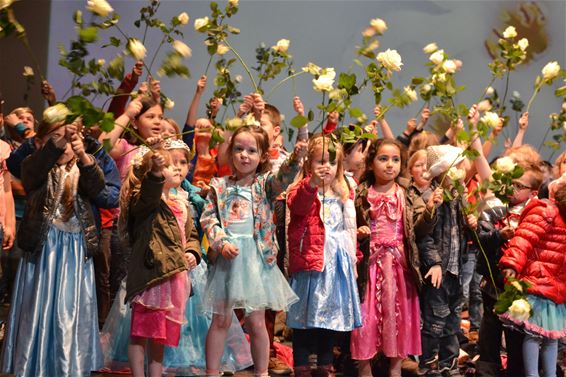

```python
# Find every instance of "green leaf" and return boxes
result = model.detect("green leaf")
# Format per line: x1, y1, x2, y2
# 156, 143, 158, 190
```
338, 73, 356, 90
102, 138, 113, 152
79, 26, 98, 43
307, 110, 314, 122
411, 77, 424, 85
349, 107, 363, 118
99, 112, 116, 132
290, 115, 308, 128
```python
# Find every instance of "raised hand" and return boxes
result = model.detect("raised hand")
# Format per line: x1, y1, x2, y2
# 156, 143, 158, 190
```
293, 96, 305, 116
196, 75, 207, 95
151, 151, 166, 176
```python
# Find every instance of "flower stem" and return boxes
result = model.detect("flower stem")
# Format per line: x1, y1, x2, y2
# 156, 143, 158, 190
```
498, 71, 511, 117
204, 54, 215, 76
113, 24, 154, 78
473, 230, 499, 298
525, 83, 541, 113
265, 71, 306, 100
477, 76, 497, 105
222, 38, 258, 93
537, 124, 553, 151
147, 35, 167, 75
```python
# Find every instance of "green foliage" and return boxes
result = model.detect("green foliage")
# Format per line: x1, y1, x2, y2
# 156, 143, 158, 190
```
494, 278, 532, 315
253, 42, 294, 93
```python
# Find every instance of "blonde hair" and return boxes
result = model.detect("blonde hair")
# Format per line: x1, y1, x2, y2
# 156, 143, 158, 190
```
407, 131, 439, 158
119, 149, 171, 243
163, 117, 181, 139
554, 150, 566, 178
293, 134, 349, 202
406, 149, 427, 178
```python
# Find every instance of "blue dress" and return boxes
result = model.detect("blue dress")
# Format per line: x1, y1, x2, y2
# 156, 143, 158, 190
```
286, 195, 362, 331
0, 218, 103, 377
203, 186, 298, 315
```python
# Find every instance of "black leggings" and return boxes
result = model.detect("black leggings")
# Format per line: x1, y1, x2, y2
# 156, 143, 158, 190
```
292, 328, 336, 367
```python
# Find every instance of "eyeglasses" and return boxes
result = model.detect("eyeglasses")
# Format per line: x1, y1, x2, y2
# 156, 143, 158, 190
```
512, 182, 532, 191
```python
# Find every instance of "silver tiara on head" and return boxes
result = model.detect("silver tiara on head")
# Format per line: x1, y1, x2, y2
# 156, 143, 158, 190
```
163, 138, 191, 153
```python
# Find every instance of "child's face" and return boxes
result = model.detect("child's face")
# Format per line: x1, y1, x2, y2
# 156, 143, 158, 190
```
135, 105, 163, 140
163, 149, 189, 189
410, 156, 429, 188
161, 120, 177, 139
309, 147, 338, 186
18, 111, 34, 130
371, 144, 401, 185
260, 113, 281, 146
344, 142, 366, 181
509, 171, 537, 206
231, 132, 264, 178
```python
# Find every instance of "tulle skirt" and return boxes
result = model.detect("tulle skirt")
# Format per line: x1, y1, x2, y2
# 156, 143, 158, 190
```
500, 294, 566, 339
0, 225, 103, 377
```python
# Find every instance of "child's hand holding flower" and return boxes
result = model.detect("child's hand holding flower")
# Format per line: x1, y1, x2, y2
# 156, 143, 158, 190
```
426, 187, 444, 212
293, 96, 305, 117
466, 213, 478, 231
151, 152, 166, 177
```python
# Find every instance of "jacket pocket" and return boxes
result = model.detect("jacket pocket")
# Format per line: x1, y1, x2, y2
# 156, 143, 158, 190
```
432, 303, 450, 319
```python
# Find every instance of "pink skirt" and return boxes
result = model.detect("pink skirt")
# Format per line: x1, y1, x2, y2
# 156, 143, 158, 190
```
130, 271, 190, 347
351, 246, 421, 360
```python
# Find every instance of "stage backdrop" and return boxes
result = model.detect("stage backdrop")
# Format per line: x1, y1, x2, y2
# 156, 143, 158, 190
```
43, 0, 566, 159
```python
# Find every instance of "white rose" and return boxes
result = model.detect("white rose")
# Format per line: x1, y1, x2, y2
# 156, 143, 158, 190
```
194, 17, 209, 32
429, 50, 445, 65
512, 90, 521, 98
127, 38, 146, 60
329, 88, 347, 101
508, 298, 531, 322
172, 40, 192, 58
177, 12, 189, 25
486, 86, 495, 96
43, 104, 71, 124
404, 86, 417, 102
481, 111, 500, 128
0, 0, 14, 10
511, 281, 523, 292
164, 98, 175, 110
366, 40, 379, 52
423, 42, 438, 54
234, 75, 243, 83
377, 49, 403, 72
432, 73, 446, 84
542, 61, 560, 81
421, 84, 432, 93
370, 18, 387, 34
22, 66, 34, 77
442, 59, 457, 74
216, 44, 230, 55
312, 72, 335, 92
503, 26, 517, 39
229, 0, 239, 7
477, 100, 492, 112
272, 39, 290, 54
447, 167, 465, 182
97, 58, 106, 66
494, 156, 516, 174
242, 113, 260, 127
86, 0, 113, 17
361, 27, 376, 38
225, 117, 244, 131
302, 62, 321, 76
517, 38, 529, 52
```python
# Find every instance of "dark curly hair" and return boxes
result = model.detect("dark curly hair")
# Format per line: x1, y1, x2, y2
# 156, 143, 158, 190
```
360, 138, 407, 186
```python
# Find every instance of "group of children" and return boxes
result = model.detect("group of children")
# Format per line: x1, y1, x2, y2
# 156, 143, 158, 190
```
0, 61, 565, 377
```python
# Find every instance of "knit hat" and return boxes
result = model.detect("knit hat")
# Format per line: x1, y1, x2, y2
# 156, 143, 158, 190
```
423, 144, 464, 180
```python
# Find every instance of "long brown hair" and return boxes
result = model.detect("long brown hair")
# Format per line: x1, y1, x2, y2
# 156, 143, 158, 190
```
361, 138, 407, 186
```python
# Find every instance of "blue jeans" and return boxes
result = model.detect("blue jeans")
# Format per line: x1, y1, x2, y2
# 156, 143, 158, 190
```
461, 252, 482, 330
523, 334, 557, 377
420, 273, 463, 373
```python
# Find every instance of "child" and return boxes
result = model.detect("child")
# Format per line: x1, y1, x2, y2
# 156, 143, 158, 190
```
120, 139, 202, 377
200, 125, 305, 377
351, 139, 438, 377
417, 144, 478, 377
498, 184, 566, 377
0, 119, 105, 376
286, 135, 362, 377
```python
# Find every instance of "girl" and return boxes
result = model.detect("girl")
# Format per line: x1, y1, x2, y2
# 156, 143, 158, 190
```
120, 139, 201, 377
1, 119, 104, 376
100, 96, 163, 180
500, 184, 566, 377
351, 139, 437, 377
200, 125, 304, 377
407, 149, 430, 194
286, 135, 362, 377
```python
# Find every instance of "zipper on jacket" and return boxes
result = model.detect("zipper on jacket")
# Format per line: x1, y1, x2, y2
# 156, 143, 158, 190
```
299, 227, 307, 253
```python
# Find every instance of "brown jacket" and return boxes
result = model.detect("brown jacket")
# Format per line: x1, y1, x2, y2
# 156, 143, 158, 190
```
355, 178, 435, 301
125, 173, 201, 303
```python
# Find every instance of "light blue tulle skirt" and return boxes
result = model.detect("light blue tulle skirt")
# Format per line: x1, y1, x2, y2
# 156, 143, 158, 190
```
286, 231, 362, 331
0, 225, 103, 377
101, 261, 253, 375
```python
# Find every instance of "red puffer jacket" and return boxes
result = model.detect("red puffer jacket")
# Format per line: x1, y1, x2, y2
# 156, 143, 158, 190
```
499, 198, 566, 304
286, 177, 356, 276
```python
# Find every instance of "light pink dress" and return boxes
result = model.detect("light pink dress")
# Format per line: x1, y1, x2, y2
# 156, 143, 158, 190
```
351, 185, 421, 360
130, 189, 191, 347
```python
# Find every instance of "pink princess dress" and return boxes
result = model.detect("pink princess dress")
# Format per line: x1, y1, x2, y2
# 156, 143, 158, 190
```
130, 188, 191, 347
351, 185, 421, 360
